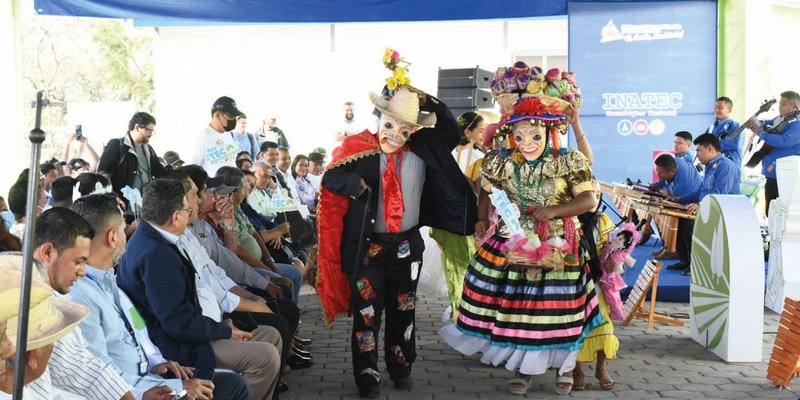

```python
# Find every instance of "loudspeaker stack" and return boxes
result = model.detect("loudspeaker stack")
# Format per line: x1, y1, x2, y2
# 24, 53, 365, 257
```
437, 67, 495, 118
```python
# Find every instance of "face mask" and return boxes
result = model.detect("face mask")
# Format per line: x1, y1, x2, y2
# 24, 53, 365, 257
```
225, 116, 237, 132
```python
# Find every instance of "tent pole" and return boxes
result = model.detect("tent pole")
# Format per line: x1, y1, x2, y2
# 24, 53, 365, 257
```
11, 91, 47, 400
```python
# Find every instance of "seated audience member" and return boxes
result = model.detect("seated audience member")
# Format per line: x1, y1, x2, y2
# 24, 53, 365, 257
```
117, 179, 282, 400
306, 152, 325, 192
162, 151, 185, 169
236, 151, 252, 162
48, 176, 77, 209
39, 162, 59, 213
25, 208, 146, 399
257, 142, 293, 197
276, 148, 298, 199
179, 165, 313, 362
291, 155, 318, 215
0, 224, 21, 252
162, 170, 311, 376
249, 161, 278, 214
67, 158, 91, 177
671, 134, 740, 275
76, 172, 112, 197
70, 194, 249, 400
237, 158, 253, 171
6, 172, 28, 239
1, 196, 13, 230
0, 260, 91, 399
215, 167, 305, 302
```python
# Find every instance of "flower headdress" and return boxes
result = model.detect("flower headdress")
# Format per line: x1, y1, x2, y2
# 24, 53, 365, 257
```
382, 47, 411, 92
489, 62, 583, 151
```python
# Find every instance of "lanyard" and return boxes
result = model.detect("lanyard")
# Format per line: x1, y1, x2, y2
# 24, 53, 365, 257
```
86, 271, 150, 376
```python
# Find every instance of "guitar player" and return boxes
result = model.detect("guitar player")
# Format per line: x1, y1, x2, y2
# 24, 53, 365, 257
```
744, 90, 800, 216
705, 96, 742, 176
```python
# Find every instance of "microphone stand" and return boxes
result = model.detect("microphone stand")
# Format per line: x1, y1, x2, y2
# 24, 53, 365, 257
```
12, 91, 47, 400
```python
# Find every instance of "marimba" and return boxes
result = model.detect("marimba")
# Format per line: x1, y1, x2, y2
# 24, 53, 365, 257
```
629, 199, 695, 253
598, 181, 695, 252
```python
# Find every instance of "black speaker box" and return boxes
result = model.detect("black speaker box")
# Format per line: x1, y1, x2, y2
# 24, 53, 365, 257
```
438, 88, 494, 109
437, 67, 493, 89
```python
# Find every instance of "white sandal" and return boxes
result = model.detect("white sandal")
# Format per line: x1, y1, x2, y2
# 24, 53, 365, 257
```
508, 373, 534, 395
555, 373, 574, 395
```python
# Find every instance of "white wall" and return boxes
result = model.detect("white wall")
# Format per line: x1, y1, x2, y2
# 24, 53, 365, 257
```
149, 18, 569, 159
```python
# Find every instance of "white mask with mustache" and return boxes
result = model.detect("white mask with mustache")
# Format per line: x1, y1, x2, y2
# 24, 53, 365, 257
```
378, 114, 417, 153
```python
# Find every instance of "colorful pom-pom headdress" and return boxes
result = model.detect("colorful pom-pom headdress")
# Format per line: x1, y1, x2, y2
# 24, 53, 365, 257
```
489, 61, 583, 152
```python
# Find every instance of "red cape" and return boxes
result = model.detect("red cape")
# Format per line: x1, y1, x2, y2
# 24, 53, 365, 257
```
317, 130, 381, 324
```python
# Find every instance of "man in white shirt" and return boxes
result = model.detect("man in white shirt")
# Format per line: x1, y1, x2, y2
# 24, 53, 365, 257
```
188, 96, 243, 176
277, 148, 299, 199
334, 101, 366, 142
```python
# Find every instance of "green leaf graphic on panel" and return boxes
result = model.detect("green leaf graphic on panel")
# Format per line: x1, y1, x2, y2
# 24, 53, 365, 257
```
690, 197, 730, 350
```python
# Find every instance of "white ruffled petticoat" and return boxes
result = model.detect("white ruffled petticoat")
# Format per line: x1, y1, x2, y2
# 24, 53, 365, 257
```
439, 324, 578, 376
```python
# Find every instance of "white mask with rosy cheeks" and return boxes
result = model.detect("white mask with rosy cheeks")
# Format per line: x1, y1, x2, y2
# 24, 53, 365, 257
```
512, 121, 546, 161
378, 114, 418, 153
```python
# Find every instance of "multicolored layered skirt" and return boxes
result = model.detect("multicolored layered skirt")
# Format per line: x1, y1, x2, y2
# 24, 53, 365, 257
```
440, 234, 602, 376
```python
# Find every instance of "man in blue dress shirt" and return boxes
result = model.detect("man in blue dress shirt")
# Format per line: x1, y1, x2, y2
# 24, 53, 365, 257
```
70, 194, 249, 400
745, 90, 800, 216
670, 134, 740, 275
706, 96, 742, 175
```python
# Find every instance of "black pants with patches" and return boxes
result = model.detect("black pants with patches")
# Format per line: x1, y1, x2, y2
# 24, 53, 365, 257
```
350, 229, 424, 385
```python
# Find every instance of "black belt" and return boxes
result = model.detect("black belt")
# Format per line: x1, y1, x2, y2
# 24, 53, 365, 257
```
371, 228, 417, 245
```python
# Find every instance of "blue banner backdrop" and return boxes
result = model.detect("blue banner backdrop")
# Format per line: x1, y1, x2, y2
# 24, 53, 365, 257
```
567, 1, 717, 183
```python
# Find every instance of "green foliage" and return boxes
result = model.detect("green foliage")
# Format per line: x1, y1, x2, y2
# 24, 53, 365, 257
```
21, 17, 155, 127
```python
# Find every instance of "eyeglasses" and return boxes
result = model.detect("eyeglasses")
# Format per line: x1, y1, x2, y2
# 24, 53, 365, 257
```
180, 207, 194, 217
140, 126, 155, 135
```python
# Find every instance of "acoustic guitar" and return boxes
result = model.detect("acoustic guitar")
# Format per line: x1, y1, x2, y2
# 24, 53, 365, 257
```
745, 108, 800, 168
720, 99, 775, 141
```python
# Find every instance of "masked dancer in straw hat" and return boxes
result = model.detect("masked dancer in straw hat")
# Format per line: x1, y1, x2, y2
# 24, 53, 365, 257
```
316, 48, 477, 398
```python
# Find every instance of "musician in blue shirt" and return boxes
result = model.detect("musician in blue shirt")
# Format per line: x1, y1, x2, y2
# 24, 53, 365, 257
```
706, 97, 742, 175
670, 134, 740, 275
654, 154, 702, 202
745, 90, 800, 216
673, 130, 695, 166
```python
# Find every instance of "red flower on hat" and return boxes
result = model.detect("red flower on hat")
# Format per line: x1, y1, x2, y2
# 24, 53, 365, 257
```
514, 97, 563, 116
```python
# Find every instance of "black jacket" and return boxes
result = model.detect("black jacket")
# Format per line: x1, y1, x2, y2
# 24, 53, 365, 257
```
97, 132, 167, 195
322, 95, 477, 274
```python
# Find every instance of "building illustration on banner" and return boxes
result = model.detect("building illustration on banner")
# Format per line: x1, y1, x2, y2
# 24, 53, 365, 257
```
601, 19, 685, 43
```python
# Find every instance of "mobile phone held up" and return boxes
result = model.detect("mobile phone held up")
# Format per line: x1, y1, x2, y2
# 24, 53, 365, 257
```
75, 124, 83, 140
170, 390, 188, 400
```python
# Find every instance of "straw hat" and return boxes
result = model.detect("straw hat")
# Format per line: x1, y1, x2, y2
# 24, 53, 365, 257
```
0, 254, 89, 351
369, 87, 436, 128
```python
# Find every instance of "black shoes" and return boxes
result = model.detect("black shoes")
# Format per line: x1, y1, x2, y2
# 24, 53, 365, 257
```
392, 376, 413, 391
276, 381, 289, 393
356, 374, 380, 399
293, 336, 313, 347
287, 353, 313, 369
666, 261, 689, 270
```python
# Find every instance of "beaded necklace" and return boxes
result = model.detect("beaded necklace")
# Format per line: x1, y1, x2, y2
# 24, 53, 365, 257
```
513, 141, 550, 213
